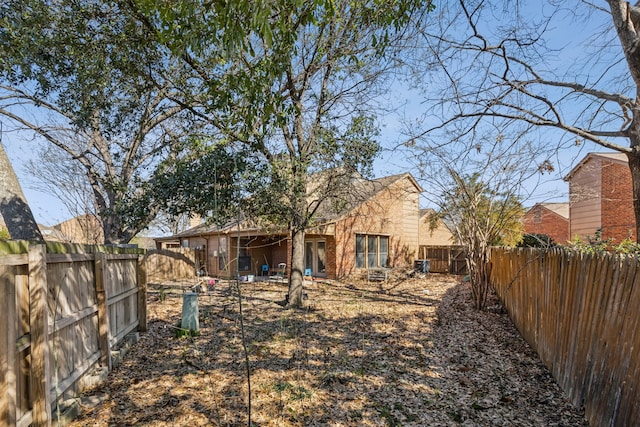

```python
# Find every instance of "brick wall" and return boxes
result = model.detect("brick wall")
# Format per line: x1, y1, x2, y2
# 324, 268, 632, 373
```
325, 236, 337, 279
523, 205, 569, 244
601, 161, 636, 242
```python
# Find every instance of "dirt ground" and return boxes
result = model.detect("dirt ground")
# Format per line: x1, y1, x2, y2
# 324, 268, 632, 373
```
68, 274, 588, 426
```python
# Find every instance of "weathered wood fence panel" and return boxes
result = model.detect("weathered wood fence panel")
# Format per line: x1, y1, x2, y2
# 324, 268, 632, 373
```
144, 248, 196, 282
490, 247, 640, 427
0, 242, 146, 426
417, 245, 468, 274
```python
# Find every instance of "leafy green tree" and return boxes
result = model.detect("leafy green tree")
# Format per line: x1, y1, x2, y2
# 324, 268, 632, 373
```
517, 233, 555, 249
0, 0, 211, 244
131, 0, 434, 306
566, 230, 640, 255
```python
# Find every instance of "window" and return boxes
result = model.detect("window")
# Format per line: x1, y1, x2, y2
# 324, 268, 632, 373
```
367, 236, 377, 267
379, 236, 389, 267
355, 234, 389, 268
533, 209, 542, 224
356, 235, 366, 268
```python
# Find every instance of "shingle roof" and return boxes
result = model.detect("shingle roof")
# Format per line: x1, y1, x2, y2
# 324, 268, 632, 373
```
155, 171, 422, 240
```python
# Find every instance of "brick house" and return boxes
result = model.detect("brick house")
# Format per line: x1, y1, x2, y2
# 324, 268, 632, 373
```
53, 214, 104, 244
32, 214, 105, 244
154, 172, 423, 279
564, 152, 635, 242
523, 202, 569, 244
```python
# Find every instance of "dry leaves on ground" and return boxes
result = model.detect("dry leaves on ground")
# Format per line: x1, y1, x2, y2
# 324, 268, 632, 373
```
68, 274, 588, 426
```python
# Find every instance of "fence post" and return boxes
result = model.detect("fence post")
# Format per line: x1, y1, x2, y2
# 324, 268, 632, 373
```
137, 255, 147, 333
95, 252, 111, 371
29, 244, 51, 427
0, 264, 17, 426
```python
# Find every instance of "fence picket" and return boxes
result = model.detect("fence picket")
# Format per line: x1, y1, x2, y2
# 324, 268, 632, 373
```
28, 244, 50, 427
0, 242, 145, 426
0, 265, 17, 426
491, 247, 640, 426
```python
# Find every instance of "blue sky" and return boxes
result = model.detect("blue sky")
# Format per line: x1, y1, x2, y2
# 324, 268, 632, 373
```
3, 132, 71, 225
0, 1, 620, 226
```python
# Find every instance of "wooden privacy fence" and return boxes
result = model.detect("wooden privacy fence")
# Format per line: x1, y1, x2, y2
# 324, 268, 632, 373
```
0, 241, 147, 427
490, 247, 640, 427
144, 248, 196, 282
417, 245, 467, 274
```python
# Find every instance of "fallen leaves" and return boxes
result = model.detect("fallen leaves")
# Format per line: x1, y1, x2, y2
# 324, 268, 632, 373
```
68, 275, 587, 426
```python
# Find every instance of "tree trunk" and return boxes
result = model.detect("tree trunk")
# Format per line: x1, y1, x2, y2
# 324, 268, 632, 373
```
626, 149, 640, 242
0, 143, 44, 242
287, 229, 305, 307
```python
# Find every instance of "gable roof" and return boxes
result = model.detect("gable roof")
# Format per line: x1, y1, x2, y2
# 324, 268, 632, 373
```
155, 172, 423, 240
564, 152, 628, 181
310, 172, 422, 224
529, 202, 569, 219
419, 207, 456, 235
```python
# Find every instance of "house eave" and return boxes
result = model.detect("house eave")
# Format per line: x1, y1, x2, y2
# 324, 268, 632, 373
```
564, 152, 628, 181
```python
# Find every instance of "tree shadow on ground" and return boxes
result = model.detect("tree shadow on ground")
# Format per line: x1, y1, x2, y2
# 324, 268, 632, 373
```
69, 275, 587, 426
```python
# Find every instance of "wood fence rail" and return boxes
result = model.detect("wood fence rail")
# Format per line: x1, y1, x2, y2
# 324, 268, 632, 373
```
0, 241, 146, 427
490, 247, 640, 427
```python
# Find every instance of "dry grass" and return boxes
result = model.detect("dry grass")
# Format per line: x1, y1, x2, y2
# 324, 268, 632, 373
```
68, 274, 587, 426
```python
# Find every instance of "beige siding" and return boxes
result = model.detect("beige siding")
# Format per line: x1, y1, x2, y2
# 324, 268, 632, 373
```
569, 158, 602, 239
332, 175, 422, 275
419, 216, 454, 245
402, 188, 420, 257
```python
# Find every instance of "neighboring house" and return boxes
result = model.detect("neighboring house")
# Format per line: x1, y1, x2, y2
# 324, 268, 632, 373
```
54, 214, 104, 244
418, 208, 454, 246
1, 214, 104, 244
523, 202, 570, 244
154, 172, 423, 279
564, 152, 635, 242
38, 224, 69, 242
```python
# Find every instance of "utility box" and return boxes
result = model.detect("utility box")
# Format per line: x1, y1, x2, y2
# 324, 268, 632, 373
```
414, 259, 431, 274
181, 292, 199, 332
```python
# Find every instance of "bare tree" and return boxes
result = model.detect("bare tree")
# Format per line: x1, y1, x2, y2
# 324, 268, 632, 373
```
411, 129, 539, 309
410, 0, 640, 240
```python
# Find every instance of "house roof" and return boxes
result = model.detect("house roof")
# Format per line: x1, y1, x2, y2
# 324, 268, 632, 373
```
419, 207, 456, 236
530, 202, 569, 219
154, 216, 264, 241
419, 208, 435, 218
38, 224, 69, 242
564, 152, 628, 181
310, 172, 423, 224
155, 172, 423, 241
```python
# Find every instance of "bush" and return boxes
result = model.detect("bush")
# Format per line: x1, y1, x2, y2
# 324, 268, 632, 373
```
566, 230, 640, 255
517, 233, 555, 248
